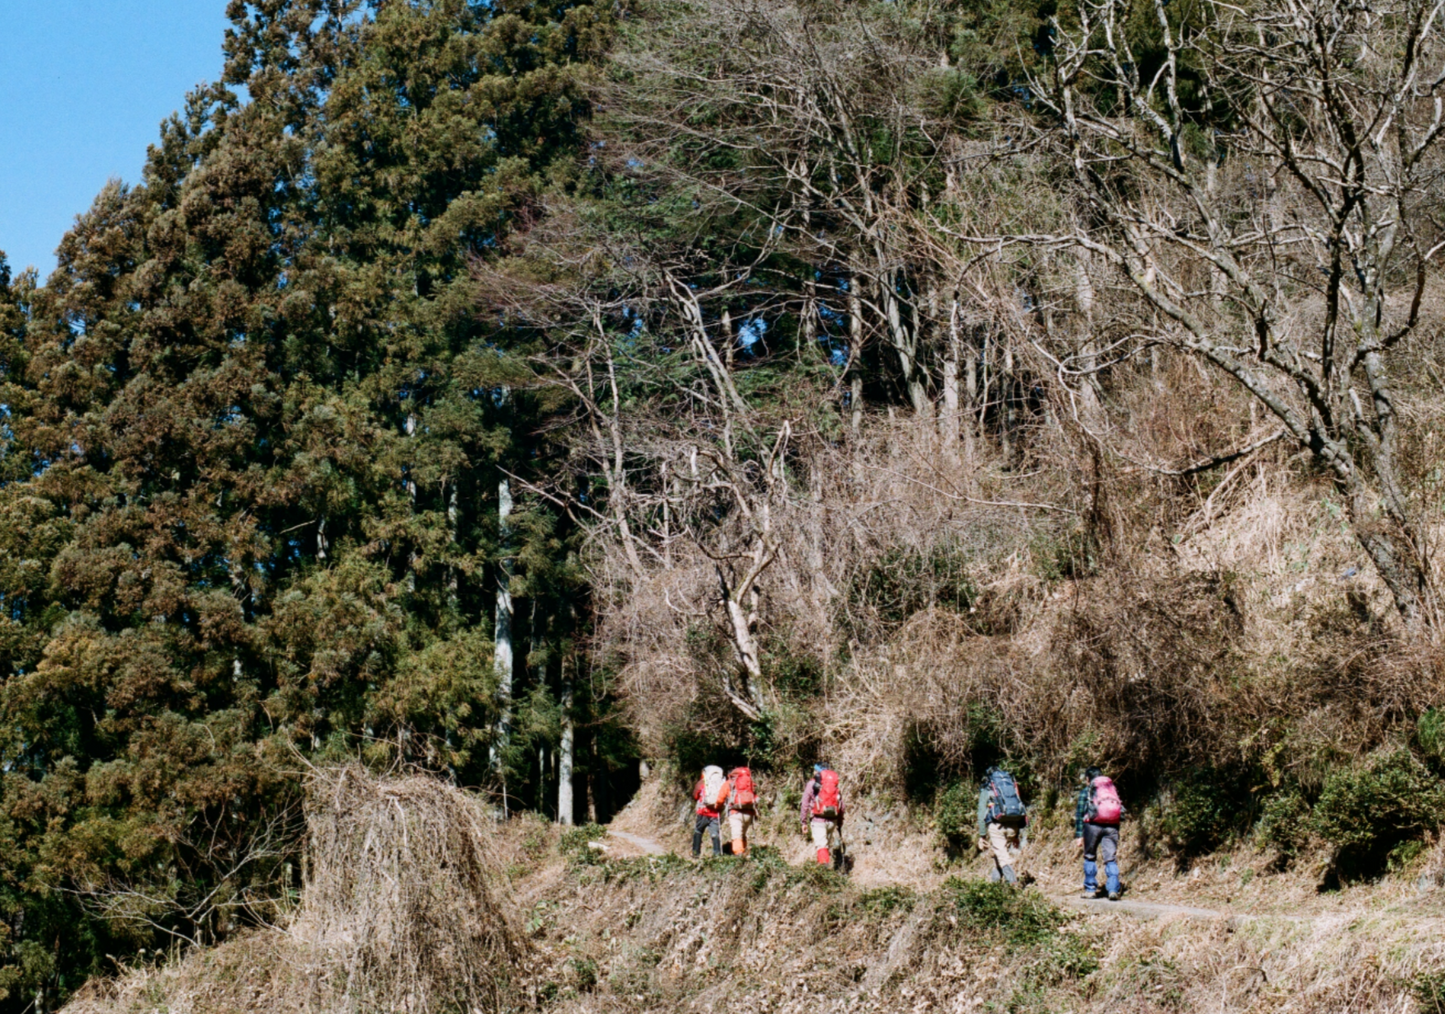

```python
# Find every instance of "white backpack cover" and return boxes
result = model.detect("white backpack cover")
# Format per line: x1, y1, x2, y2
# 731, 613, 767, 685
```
700, 765, 726, 813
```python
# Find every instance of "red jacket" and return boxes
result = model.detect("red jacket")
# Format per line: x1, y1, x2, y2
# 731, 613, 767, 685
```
693, 779, 720, 819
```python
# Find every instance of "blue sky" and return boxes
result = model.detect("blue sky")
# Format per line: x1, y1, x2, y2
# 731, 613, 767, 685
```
0, 1, 231, 280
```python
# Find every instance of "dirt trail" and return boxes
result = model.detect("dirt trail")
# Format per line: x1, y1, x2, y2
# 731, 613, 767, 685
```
600, 824, 1243, 923
606, 829, 668, 855
1062, 894, 1229, 921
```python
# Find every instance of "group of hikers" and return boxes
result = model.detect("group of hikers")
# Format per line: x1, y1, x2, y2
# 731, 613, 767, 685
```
691, 761, 1126, 899
692, 763, 846, 868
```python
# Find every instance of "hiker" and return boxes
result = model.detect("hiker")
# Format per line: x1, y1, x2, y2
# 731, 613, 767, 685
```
1074, 766, 1124, 900
799, 763, 845, 867
726, 765, 758, 856
976, 766, 1028, 886
692, 764, 727, 858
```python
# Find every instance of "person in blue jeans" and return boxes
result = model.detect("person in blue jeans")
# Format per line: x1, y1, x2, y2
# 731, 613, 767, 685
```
1073, 766, 1122, 900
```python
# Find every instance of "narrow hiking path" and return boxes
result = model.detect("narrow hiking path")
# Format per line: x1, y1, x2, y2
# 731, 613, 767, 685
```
1064, 895, 1230, 921
600, 825, 1243, 923
606, 829, 668, 856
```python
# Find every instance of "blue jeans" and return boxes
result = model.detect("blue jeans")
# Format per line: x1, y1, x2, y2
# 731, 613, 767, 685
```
1082, 823, 1119, 894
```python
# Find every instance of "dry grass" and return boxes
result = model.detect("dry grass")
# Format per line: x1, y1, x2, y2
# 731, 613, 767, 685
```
596, 360, 1445, 802
291, 765, 523, 1014
506, 808, 1445, 1014
63, 765, 523, 1014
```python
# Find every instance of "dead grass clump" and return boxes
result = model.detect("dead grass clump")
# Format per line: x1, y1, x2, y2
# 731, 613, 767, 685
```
294, 765, 523, 1014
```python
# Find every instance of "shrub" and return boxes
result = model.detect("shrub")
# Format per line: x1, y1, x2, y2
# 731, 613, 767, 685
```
1418, 709, 1445, 767
856, 885, 916, 917
1159, 767, 1253, 858
944, 878, 1065, 948
1412, 969, 1445, 1014
843, 538, 976, 634
934, 782, 977, 852
1310, 750, 1445, 882
1255, 790, 1311, 861
1030, 525, 1098, 583
942, 879, 1098, 983
559, 823, 609, 866
761, 632, 825, 700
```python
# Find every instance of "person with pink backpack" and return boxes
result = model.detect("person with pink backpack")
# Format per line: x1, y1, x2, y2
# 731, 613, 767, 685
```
1073, 766, 1124, 900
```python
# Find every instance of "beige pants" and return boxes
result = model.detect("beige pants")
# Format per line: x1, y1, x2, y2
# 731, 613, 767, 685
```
986, 822, 1021, 871
729, 809, 755, 845
810, 818, 841, 851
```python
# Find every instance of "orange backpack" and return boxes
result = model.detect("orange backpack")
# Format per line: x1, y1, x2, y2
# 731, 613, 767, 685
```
731, 767, 757, 811
812, 769, 841, 818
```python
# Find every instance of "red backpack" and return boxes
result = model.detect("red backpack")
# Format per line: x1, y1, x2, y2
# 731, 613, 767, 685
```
1089, 776, 1123, 825
731, 767, 757, 811
812, 769, 841, 819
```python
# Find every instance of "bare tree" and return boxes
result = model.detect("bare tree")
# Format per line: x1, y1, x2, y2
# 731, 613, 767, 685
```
1017, 0, 1445, 629
601, 0, 966, 421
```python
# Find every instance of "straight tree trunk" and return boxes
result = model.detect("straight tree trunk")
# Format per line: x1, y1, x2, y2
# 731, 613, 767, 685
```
492, 473, 514, 813
847, 276, 864, 433
941, 296, 961, 454
557, 657, 575, 825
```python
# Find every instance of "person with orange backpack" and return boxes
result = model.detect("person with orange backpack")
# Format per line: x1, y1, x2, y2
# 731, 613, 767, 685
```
726, 766, 758, 855
799, 763, 845, 867
692, 764, 728, 858
1074, 766, 1124, 900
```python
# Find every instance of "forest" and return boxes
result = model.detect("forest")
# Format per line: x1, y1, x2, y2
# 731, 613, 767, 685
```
5, 0, 1445, 1008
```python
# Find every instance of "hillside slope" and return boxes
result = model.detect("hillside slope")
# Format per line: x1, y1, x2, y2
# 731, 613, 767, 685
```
63, 770, 1445, 1014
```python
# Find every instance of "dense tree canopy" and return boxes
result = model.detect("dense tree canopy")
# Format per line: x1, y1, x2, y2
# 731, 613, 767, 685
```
0, 0, 617, 1003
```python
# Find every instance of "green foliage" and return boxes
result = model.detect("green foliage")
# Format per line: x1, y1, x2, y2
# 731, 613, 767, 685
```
934, 782, 978, 852
1310, 750, 1445, 882
559, 823, 610, 866
1256, 790, 1312, 861
943, 878, 1098, 983
761, 633, 825, 701
824, 885, 917, 931
570, 956, 599, 992
1029, 525, 1099, 583
0, 0, 616, 999
1256, 751, 1445, 880
1418, 709, 1445, 766
1158, 767, 1252, 858
1412, 969, 1445, 1013
945, 878, 1064, 948
856, 885, 917, 917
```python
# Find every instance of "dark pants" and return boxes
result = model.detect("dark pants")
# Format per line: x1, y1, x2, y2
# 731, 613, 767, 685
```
692, 814, 721, 856
1082, 822, 1120, 894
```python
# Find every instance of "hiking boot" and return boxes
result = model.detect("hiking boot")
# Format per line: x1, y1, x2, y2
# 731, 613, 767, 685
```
1080, 890, 1102, 899
1107, 891, 1121, 901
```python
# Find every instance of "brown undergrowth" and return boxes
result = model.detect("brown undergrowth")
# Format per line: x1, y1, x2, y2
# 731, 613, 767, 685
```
512, 808, 1445, 1014
599, 381, 1445, 857
63, 765, 524, 1014
62, 768, 1445, 1014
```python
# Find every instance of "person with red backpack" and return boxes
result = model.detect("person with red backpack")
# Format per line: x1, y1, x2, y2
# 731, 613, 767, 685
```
1073, 766, 1124, 900
726, 766, 758, 856
692, 765, 728, 858
799, 763, 845, 867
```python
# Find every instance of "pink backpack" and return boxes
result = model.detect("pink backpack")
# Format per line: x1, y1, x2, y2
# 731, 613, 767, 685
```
1089, 776, 1123, 824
